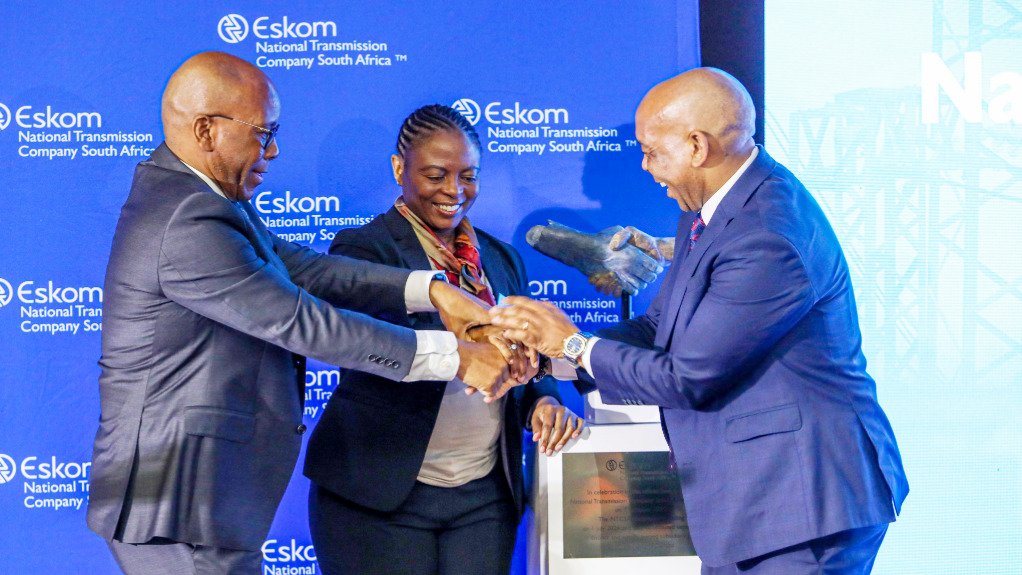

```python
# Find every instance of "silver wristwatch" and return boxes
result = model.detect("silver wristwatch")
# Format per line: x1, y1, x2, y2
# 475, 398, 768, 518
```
562, 331, 594, 368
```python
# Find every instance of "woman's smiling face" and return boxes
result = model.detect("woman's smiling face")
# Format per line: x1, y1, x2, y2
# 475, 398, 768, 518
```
393, 129, 481, 242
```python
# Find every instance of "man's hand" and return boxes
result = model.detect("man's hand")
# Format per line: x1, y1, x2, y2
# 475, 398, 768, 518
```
530, 396, 585, 455
465, 324, 539, 383
429, 280, 490, 338
608, 226, 675, 266
488, 296, 579, 358
456, 340, 523, 403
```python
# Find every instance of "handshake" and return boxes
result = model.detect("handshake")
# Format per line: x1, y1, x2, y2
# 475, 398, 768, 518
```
430, 281, 584, 454
430, 280, 544, 403
527, 221, 674, 297
431, 221, 674, 398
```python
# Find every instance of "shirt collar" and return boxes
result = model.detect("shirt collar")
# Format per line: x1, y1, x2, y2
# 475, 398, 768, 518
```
701, 146, 758, 224
180, 160, 229, 200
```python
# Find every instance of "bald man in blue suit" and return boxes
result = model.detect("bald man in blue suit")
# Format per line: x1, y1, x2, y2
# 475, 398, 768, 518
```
490, 68, 908, 574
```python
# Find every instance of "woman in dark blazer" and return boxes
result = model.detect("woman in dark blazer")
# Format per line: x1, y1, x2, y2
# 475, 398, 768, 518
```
304, 104, 583, 575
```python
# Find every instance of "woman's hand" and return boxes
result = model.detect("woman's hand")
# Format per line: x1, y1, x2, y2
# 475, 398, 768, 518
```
530, 396, 585, 456
429, 280, 490, 339
465, 324, 538, 383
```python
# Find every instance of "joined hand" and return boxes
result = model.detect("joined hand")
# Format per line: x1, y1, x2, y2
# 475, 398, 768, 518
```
430, 281, 490, 338
465, 324, 539, 384
455, 340, 521, 403
488, 296, 580, 359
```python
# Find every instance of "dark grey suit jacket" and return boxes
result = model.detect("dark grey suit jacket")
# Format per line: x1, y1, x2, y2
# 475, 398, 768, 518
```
87, 144, 421, 551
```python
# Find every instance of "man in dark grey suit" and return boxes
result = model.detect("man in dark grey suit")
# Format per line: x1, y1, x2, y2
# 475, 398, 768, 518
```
86, 51, 521, 574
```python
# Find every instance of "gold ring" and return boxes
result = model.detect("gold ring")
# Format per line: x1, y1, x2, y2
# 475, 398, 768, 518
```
522, 321, 530, 330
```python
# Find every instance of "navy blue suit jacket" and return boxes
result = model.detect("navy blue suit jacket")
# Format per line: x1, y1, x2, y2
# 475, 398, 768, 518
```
304, 207, 559, 516
587, 148, 908, 566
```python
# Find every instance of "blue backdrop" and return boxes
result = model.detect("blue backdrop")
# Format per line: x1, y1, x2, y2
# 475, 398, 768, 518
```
0, 2, 699, 573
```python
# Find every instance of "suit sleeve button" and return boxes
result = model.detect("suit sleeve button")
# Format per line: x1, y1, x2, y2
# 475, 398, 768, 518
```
368, 354, 378, 362
296, 424, 307, 434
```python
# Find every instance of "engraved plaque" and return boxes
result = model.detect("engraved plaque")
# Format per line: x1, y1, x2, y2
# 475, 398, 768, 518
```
561, 451, 695, 558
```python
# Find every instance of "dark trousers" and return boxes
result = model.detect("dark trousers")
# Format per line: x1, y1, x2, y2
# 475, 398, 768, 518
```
701, 524, 889, 575
309, 466, 517, 575
107, 537, 262, 575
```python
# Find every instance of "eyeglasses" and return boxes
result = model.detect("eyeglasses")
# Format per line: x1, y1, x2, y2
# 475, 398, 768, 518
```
209, 114, 279, 151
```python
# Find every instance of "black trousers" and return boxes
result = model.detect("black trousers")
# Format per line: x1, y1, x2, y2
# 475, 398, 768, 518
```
309, 466, 517, 575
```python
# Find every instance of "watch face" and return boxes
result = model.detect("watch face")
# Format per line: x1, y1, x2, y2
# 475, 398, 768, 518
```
565, 334, 586, 357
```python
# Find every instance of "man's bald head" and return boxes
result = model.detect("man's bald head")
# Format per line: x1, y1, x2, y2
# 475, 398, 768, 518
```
635, 67, 756, 211
637, 67, 755, 156
160, 52, 281, 201
162, 52, 278, 148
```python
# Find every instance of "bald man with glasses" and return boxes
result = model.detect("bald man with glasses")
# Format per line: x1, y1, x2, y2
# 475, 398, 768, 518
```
87, 51, 525, 574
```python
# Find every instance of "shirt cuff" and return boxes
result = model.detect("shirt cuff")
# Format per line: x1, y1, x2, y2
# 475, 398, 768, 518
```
580, 335, 601, 378
550, 358, 578, 380
405, 270, 441, 313
403, 330, 459, 382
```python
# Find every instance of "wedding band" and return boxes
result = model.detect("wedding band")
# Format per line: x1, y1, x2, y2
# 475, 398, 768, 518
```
522, 321, 530, 330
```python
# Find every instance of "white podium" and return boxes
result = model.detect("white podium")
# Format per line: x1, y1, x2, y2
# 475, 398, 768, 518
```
528, 414, 702, 575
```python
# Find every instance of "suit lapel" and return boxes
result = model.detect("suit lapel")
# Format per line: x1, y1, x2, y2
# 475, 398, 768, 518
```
655, 213, 697, 348
238, 200, 288, 274
476, 235, 513, 299
384, 207, 512, 298
148, 143, 288, 274
383, 207, 434, 272
657, 147, 778, 348
383, 208, 446, 329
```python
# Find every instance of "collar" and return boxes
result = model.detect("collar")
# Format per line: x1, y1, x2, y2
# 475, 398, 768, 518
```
180, 160, 229, 200
701, 146, 758, 224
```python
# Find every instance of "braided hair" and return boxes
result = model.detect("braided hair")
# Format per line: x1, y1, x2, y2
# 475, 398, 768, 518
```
395, 104, 481, 158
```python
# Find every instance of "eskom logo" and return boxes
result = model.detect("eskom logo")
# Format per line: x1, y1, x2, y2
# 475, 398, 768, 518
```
16, 280, 103, 305
218, 14, 250, 43
0, 103, 11, 130
0, 278, 14, 308
262, 539, 316, 562
220, 15, 337, 43
0, 455, 91, 481
453, 98, 569, 126
11, 105, 102, 129
451, 99, 482, 125
0, 454, 16, 484
254, 190, 340, 214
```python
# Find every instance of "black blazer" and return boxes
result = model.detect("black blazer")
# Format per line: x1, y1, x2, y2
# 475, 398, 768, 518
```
304, 207, 560, 516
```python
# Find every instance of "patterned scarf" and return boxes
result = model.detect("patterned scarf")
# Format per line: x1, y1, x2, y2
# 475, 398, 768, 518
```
395, 198, 496, 306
